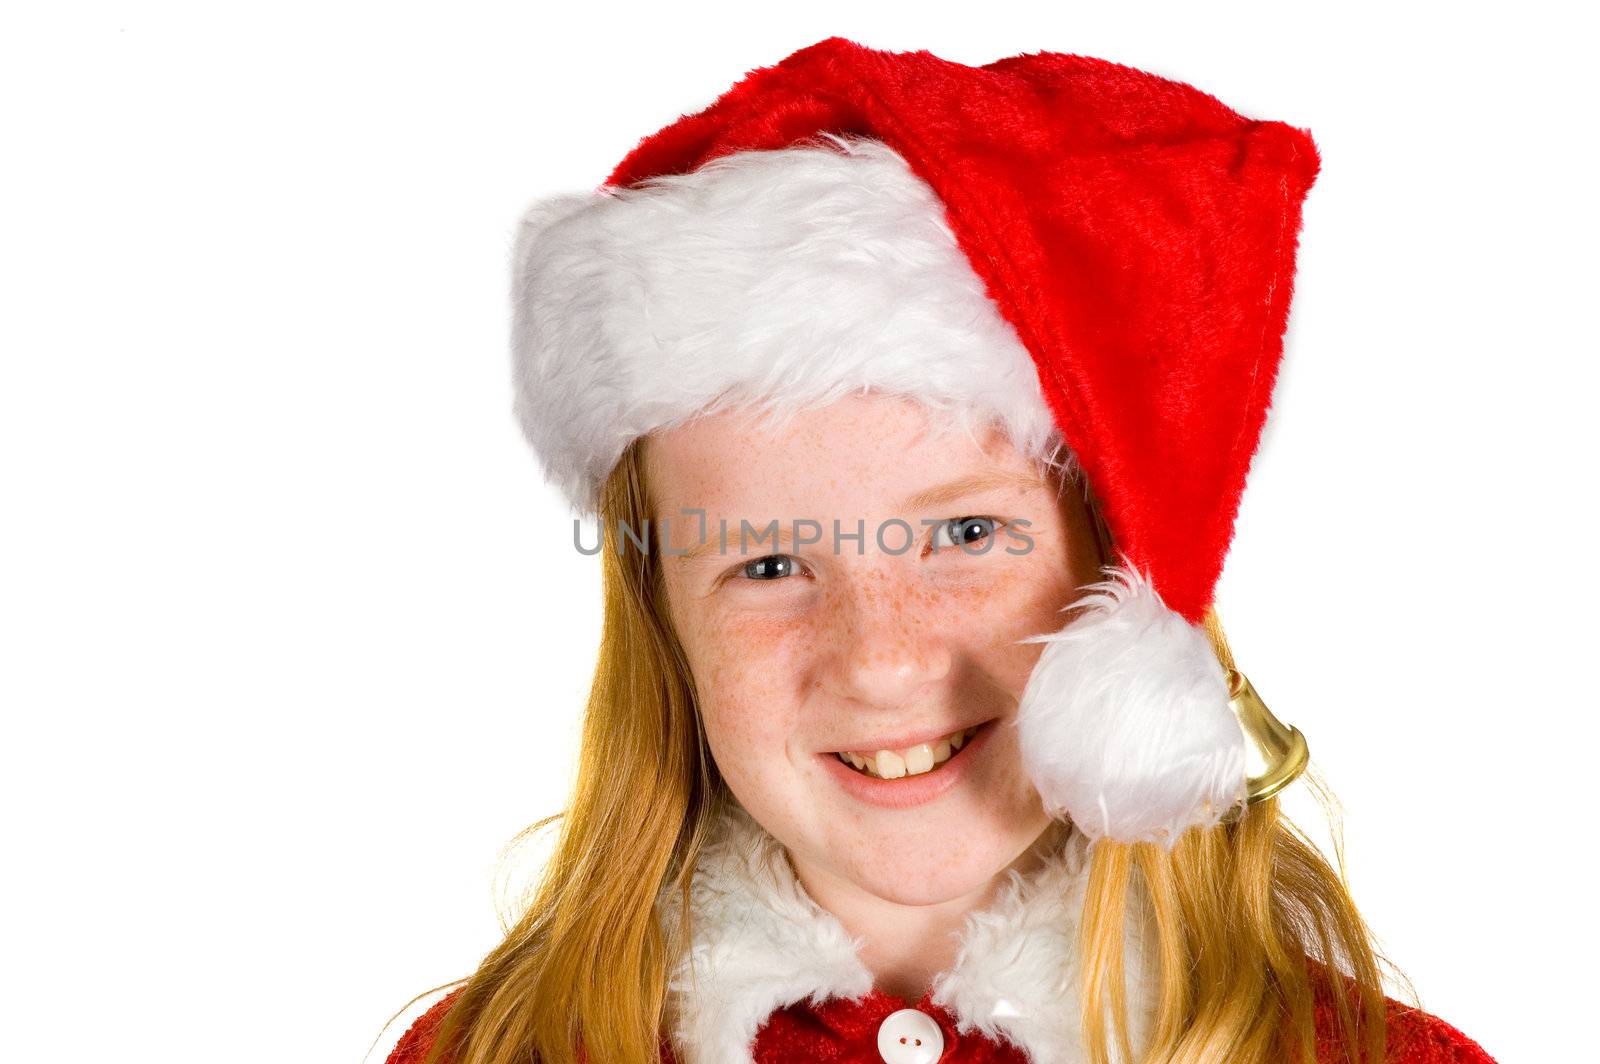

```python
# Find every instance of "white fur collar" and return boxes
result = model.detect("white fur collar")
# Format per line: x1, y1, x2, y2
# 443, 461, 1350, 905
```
657, 802, 1160, 1063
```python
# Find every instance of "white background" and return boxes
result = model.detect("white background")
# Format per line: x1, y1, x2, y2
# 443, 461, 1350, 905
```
3, 4, 1592, 1062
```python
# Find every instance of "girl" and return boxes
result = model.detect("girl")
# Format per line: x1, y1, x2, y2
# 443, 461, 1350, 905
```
384, 38, 1496, 1064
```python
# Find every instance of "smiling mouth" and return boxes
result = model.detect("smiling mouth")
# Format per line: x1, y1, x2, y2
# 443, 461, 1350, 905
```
833, 723, 985, 780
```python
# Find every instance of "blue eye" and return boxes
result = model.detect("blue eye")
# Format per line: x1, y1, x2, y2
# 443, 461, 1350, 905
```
742, 556, 801, 581
930, 516, 1003, 552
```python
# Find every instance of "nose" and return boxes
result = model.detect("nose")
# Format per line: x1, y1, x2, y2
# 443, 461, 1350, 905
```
822, 573, 952, 711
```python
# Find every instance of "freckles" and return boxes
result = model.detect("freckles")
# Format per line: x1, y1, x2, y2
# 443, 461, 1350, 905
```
928, 558, 1042, 616
691, 610, 808, 749
819, 567, 944, 656
695, 624, 784, 697
930, 548, 1078, 684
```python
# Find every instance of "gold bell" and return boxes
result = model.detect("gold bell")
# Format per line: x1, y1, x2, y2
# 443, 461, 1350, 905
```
1226, 667, 1310, 805
1202, 608, 1310, 815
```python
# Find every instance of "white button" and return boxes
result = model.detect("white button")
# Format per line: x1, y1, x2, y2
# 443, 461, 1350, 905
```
876, 1007, 944, 1063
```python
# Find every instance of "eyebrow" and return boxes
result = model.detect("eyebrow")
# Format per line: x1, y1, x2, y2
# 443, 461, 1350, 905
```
669, 521, 803, 563
668, 469, 1041, 563
895, 469, 1042, 514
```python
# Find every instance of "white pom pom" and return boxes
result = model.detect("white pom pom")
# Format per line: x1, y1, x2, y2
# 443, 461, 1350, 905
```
1014, 559, 1247, 848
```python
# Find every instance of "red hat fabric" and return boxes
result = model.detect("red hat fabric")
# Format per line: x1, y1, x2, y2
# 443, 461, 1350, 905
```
603, 36, 1322, 624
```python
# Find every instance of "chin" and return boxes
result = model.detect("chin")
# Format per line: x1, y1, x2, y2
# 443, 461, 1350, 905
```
832, 812, 1048, 907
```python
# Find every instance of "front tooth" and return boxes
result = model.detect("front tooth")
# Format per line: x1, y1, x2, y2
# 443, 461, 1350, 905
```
874, 750, 907, 779
903, 743, 935, 775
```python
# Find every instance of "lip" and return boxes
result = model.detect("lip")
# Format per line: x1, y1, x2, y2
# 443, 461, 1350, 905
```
827, 719, 988, 756
817, 718, 997, 810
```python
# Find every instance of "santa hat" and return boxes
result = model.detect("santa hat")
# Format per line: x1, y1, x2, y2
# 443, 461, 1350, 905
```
509, 38, 1319, 847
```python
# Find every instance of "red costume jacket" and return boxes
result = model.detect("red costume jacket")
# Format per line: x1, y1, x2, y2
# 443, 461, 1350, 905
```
386, 806, 1496, 1063
387, 982, 1493, 1064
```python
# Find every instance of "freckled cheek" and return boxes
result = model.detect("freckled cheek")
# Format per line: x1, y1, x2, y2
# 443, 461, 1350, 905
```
687, 613, 812, 778
936, 559, 1079, 688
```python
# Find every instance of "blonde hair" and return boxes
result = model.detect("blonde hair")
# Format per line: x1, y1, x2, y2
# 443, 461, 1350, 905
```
390, 436, 1410, 1064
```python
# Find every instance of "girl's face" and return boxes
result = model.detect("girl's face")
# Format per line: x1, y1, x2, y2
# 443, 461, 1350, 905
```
647, 393, 1101, 906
